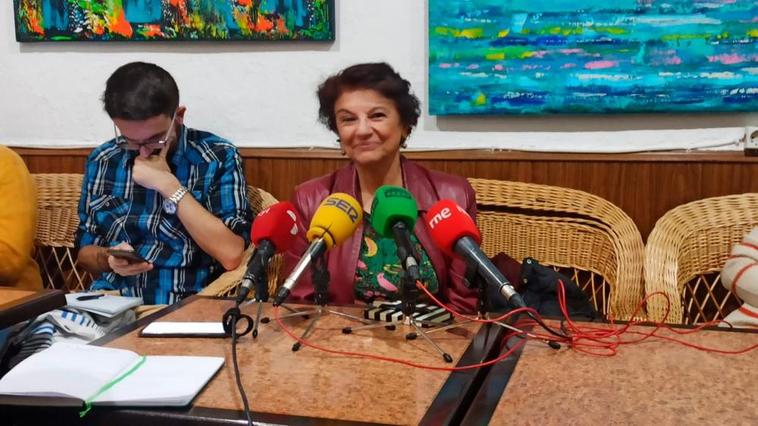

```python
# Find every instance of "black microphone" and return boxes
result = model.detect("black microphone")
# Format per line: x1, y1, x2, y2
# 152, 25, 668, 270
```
236, 240, 276, 305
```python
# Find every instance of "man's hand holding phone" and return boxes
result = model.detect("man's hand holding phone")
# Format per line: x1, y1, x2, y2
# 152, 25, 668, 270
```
107, 242, 152, 276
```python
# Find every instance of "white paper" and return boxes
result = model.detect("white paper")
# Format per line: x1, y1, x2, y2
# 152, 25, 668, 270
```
94, 356, 224, 406
0, 343, 137, 401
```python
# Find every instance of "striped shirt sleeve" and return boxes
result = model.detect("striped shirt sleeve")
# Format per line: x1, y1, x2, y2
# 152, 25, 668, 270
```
208, 145, 251, 245
76, 153, 104, 248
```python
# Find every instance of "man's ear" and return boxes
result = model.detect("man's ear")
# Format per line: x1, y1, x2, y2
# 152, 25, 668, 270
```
175, 106, 187, 125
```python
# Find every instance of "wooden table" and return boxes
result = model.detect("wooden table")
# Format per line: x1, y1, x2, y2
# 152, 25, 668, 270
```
0, 288, 66, 328
461, 322, 758, 425
3, 296, 504, 425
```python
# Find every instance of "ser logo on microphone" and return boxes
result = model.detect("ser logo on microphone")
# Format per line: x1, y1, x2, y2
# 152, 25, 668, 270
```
324, 197, 360, 223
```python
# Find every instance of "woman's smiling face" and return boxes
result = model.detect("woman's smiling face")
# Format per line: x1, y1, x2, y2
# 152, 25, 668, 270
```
334, 88, 407, 167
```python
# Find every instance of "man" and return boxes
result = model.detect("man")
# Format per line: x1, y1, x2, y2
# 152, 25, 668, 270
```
0, 145, 42, 290
76, 62, 251, 304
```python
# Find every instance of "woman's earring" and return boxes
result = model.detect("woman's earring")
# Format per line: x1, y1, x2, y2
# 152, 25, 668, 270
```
337, 138, 346, 155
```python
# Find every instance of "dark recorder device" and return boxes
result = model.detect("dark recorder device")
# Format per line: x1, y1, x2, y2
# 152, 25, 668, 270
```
106, 249, 147, 263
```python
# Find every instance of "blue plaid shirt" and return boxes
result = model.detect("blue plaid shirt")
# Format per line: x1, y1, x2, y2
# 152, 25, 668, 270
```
76, 126, 252, 304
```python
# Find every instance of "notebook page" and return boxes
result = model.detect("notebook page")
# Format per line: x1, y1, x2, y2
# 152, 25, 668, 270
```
94, 355, 224, 406
0, 342, 138, 401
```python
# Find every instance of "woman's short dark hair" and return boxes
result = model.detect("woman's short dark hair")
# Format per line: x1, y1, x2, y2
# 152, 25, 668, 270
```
317, 62, 421, 136
102, 62, 179, 120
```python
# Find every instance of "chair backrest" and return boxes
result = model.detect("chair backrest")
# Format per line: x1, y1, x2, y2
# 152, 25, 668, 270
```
199, 185, 282, 299
468, 178, 645, 320
32, 173, 92, 291
645, 194, 758, 324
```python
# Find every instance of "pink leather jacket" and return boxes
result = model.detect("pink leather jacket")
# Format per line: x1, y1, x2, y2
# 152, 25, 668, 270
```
282, 157, 477, 313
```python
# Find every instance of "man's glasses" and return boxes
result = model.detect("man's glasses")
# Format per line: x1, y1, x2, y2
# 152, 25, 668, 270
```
114, 113, 177, 151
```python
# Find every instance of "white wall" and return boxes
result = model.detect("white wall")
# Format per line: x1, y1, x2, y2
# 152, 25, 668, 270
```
1, 1, 755, 152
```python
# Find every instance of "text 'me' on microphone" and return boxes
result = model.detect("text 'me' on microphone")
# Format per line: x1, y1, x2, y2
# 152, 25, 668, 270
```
236, 201, 299, 305
273, 193, 363, 306
424, 199, 526, 309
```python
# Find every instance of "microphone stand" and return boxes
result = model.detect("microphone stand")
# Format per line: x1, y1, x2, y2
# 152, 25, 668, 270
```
399, 265, 454, 363
277, 255, 374, 352
422, 272, 522, 336
342, 241, 454, 363
422, 272, 562, 350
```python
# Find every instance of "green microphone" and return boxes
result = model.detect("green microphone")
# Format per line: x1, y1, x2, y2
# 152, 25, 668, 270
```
371, 185, 420, 278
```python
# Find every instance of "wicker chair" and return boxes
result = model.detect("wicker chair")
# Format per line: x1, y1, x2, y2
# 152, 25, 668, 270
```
468, 178, 645, 320
644, 194, 758, 324
32, 173, 92, 291
32, 174, 279, 297
198, 185, 281, 298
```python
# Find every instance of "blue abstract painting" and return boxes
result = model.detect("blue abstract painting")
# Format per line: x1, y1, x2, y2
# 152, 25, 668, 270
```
428, 0, 758, 115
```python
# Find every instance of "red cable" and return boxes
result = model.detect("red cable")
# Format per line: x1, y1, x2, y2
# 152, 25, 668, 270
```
273, 306, 527, 371
272, 278, 758, 370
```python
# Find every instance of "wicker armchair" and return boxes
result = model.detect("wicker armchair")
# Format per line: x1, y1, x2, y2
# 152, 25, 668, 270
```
644, 194, 758, 324
198, 185, 281, 298
32, 173, 92, 291
32, 174, 279, 298
468, 178, 645, 320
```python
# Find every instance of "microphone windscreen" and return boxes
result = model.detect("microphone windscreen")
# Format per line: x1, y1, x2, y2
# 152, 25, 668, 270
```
307, 193, 363, 249
424, 199, 481, 258
251, 201, 300, 253
370, 185, 418, 237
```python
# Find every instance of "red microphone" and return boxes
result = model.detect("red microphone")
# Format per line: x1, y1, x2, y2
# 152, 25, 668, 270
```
236, 201, 300, 304
251, 202, 299, 251
424, 200, 525, 309
425, 200, 481, 258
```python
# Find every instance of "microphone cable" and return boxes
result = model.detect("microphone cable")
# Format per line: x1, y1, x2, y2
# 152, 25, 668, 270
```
272, 279, 757, 369
272, 304, 530, 372
222, 305, 255, 426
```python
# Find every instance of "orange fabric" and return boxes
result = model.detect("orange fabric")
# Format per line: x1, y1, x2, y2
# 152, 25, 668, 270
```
0, 146, 42, 290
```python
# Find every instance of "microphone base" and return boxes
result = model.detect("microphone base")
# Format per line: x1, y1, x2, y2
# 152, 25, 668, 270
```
268, 305, 371, 353
343, 313, 455, 363
260, 303, 311, 324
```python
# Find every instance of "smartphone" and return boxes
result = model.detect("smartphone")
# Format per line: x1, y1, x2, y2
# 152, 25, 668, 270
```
139, 322, 228, 338
107, 249, 147, 264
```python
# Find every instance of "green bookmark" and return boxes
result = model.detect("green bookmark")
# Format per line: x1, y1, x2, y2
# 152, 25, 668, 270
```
79, 355, 147, 418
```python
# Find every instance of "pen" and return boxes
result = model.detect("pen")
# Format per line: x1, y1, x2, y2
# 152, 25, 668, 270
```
77, 294, 105, 301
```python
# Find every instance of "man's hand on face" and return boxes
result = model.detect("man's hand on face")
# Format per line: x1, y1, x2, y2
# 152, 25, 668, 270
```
132, 140, 181, 197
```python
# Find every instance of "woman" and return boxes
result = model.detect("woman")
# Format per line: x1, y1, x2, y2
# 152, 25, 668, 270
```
0, 145, 42, 290
283, 63, 476, 312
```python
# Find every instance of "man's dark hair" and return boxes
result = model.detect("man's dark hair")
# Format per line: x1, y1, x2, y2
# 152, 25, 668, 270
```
102, 62, 179, 120
317, 62, 421, 136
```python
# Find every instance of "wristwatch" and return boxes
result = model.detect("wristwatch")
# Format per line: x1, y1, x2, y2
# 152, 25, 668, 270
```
163, 186, 189, 214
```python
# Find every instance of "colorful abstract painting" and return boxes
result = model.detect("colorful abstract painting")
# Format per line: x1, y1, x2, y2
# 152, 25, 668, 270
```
429, 0, 757, 115
14, 0, 334, 42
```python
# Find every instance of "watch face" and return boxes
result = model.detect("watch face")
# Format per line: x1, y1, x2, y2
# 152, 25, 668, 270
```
163, 199, 177, 214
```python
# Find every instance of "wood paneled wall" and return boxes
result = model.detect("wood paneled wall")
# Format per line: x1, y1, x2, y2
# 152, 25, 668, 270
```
14, 147, 758, 240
